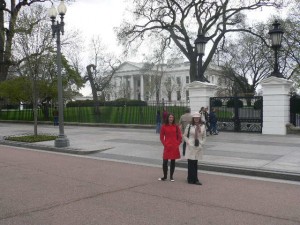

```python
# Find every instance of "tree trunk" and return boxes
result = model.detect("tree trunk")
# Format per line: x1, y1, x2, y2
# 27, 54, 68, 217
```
189, 56, 198, 82
0, 6, 6, 82
86, 64, 100, 115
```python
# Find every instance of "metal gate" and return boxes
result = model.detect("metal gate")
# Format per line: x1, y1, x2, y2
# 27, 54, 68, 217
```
290, 95, 300, 127
209, 96, 263, 133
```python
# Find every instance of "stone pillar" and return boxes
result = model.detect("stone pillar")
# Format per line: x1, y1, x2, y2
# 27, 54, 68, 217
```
130, 75, 134, 99
260, 77, 293, 135
140, 75, 144, 101
187, 81, 217, 113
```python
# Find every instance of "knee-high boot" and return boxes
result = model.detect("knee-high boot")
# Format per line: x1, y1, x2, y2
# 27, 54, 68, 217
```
162, 159, 168, 179
170, 160, 175, 180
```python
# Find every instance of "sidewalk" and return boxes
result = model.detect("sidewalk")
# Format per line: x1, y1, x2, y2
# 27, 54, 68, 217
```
1, 122, 300, 181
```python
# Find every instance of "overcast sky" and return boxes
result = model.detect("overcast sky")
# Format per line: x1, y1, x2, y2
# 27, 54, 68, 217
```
58, 1, 286, 96
64, 0, 126, 53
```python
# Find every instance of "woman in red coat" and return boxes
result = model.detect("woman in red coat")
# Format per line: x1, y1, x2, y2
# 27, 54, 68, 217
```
159, 113, 182, 181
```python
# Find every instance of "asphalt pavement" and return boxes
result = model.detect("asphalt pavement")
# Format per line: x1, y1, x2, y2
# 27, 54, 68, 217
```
0, 144, 300, 225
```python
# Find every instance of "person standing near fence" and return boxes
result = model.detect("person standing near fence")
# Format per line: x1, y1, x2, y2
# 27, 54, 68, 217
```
159, 113, 182, 182
209, 108, 218, 135
162, 107, 168, 123
156, 110, 161, 134
179, 107, 192, 157
204, 107, 211, 136
183, 112, 206, 185
52, 107, 59, 126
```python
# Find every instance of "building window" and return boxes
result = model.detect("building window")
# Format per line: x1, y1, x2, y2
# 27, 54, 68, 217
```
211, 75, 215, 84
176, 77, 181, 85
186, 90, 189, 101
186, 76, 190, 84
177, 91, 181, 101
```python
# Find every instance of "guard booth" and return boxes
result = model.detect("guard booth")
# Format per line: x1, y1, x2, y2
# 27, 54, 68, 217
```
209, 96, 263, 133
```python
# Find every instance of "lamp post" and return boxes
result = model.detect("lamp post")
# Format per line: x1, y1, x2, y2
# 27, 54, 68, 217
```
194, 33, 209, 82
268, 20, 284, 78
48, 0, 70, 147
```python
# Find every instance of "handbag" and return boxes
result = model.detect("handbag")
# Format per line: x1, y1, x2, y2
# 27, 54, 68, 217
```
194, 139, 199, 147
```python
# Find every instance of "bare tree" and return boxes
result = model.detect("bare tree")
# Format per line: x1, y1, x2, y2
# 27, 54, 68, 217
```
217, 27, 272, 96
280, 2, 300, 86
84, 36, 121, 114
116, 0, 286, 82
0, 0, 74, 82
13, 4, 55, 136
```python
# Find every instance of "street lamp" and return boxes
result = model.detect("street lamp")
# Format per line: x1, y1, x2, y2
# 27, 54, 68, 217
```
194, 33, 209, 82
48, 0, 70, 147
268, 20, 284, 78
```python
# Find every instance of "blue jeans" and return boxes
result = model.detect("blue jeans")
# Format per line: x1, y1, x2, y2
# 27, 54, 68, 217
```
53, 116, 59, 126
210, 122, 217, 134
156, 123, 161, 133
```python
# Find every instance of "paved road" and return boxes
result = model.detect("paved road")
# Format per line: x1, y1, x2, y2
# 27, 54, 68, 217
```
1, 122, 300, 180
0, 145, 300, 225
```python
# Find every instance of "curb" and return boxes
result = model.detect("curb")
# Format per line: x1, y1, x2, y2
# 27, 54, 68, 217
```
0, 140, 109, 155
2, 139, 299, 182
176, 161, 300, 182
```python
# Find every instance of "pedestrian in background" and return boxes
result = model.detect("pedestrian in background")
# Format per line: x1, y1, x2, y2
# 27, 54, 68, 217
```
179, 107, 192, 156
52, 107, 59, 126
209, 108, 218, 135
156, 110, 161, 134
183, 112, 206, 185
204, 107, 211, 136
159, 113, 182, 182
162, 107, 168, 123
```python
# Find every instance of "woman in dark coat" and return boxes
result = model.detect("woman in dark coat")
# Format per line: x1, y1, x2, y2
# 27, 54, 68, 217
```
159, 113, 182, 182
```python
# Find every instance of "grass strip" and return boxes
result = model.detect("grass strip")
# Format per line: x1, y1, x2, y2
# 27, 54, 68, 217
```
5, 135, 57, 143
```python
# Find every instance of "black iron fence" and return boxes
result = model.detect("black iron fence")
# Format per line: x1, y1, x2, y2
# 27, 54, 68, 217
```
290, 95, 300, 127
210, 96, 263, 133
0, 101, 189, 125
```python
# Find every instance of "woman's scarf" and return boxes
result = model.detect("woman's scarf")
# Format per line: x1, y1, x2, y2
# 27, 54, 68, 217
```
195, 123, 200, 140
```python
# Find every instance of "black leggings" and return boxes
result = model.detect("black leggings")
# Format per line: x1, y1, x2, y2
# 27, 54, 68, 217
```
162, 159, 175, 179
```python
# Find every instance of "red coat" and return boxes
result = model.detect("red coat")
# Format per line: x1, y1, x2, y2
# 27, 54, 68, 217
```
160, 124, 182, 159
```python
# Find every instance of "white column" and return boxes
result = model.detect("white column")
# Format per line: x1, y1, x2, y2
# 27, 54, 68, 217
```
187, 81, 217, 113
260, 77, 293, 135
140, 75, 144, 101
130, 75, 134, 99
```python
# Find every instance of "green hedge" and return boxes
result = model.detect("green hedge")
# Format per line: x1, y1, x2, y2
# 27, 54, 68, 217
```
226, 99, 243, 108
0, 105, 186, 125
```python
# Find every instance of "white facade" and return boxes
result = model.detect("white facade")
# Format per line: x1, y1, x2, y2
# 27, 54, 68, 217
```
107, 59, 222, 103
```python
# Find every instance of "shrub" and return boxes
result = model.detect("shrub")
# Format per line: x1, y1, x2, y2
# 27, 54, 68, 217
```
254, 99, 263, 110
211, 99, 223, 107
226, 98, 243, 108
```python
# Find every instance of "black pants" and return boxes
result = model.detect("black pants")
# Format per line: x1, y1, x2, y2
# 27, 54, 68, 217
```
182, 141, 186, 156
187, 159, 199, 183
162, 159, 175, 179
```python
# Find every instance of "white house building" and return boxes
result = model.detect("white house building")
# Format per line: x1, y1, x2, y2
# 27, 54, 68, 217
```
106, 58, 223, 103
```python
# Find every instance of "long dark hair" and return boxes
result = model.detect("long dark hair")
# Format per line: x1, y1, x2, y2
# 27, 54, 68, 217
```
164, 113, 176, 125
191, 116, 204, 126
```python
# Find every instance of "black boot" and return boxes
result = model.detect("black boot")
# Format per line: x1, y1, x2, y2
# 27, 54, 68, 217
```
170, 160, 175, 181
159, 160, 168, 181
